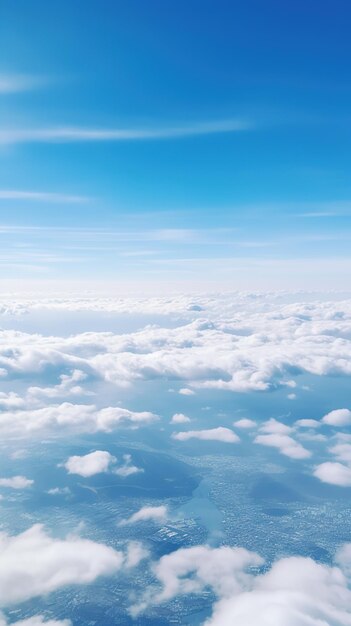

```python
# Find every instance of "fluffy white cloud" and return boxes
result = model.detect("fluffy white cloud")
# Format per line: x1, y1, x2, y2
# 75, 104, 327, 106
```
171, 413, 191, 424
0, 615, 71, 626
47, 487, 71, 496
62, 450, 116, 477
0, 476, 33, 489
119, 505, 168, 526
61, 451, 142, 479
329, 443, 351, 463
0, 391, 26, 410
0, 402, 158, 437
0, 524, 124, 606
114, 454, 144, 477
172, 427, 240, 443
131, 544, 262, 615
2, 295, 351, 396
133, 542, 351, 625
259, 418, 292, 435
322, 409, 351, 427
254, 418, 311, 460
254, 433, 311, 460
233, 418, 256, 429
313, 461, 351, 486
205, 555, 351, 626
295, 418, 320, 428
28, 369, 91, 399
124, 541, 149, 568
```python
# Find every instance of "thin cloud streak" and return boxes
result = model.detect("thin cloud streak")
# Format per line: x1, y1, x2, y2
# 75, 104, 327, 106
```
0, 119, 251, 144
0, 225, 238, 243
0, 190, 89, 203
0, 74, 46, 94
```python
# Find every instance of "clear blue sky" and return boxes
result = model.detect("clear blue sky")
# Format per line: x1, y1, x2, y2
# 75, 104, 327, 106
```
1, 0, 351, 290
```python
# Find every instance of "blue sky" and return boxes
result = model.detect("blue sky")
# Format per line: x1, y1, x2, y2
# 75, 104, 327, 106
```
1, 0, 351, 290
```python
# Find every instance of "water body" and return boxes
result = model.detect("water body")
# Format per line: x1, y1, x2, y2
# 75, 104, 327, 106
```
178, 477, 223, 545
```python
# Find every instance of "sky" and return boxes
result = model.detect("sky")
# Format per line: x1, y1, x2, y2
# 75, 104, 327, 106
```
1, 0, 351, 291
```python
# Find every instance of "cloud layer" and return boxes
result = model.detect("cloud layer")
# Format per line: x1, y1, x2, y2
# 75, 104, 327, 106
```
0, 524, 124, 606
1, 294, 351, 396
134, 542, 351, 625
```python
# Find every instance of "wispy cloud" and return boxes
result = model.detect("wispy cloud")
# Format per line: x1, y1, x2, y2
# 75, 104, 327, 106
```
0, 119, 250, 144
0, 74, 45, 94
0, 190, 89, 203
299, 211, 350, 218
0, 225, 238, 243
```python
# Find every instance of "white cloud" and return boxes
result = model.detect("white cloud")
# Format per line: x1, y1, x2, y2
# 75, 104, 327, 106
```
0, 120, 249, 145
171, 413, 191, 424
313, 461, 351, 486
0, 524, 124, 606
259, 418, 292, 435
124, 541, 149, 568
47, 487, 71, 496
62, 450, 116, 477
205, 555, 351, 626
0, 402, 158, 437
0, 190, 87, 203
28, 369, 92, 399
2, 295, 351, 396
254, 418, 311, 460
233, 418, 256, 429
322, 409, 351, 427
254, 433, 311, 460
172, 427, 240, 443
132, 542, 351, 625
295, 418, 320, 428
0, 615, 71, 626
119, 505, 168, 526
329, 443, 351, 463
0, 74, 44, 94
114, 454, 144, 478
0, 391, 26, 410
0, 476, 33, 489
179, 388, 195, 396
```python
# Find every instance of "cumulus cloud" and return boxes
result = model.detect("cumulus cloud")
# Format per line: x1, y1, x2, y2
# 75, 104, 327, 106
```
62, 450, 117, 477
322, 409, 351, 427
259, 418, 292, 435
2, 295, 351, 396
329, 443, 351, 463
172, 427, 240, 443
0, 524, 124, 606
113, 454, 144, 477
124, 541, 149, 568
254, 419, 311, 460
313, 461, 351, 486
0, 391, 26, 410
131, 544, 263, 615
28, 369, 91, 399
254, 433, 311, 460
0, 402, 158, 437
47, 487, 71, 496
0, 476, 33, 489
0, 615, 71, 626
178, 388, 195, 396
119, 505, 168, 526
132, 542, 351, 625
295, 418, 321, 428
171, 413, 191, 424
233, 418, 256, 429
